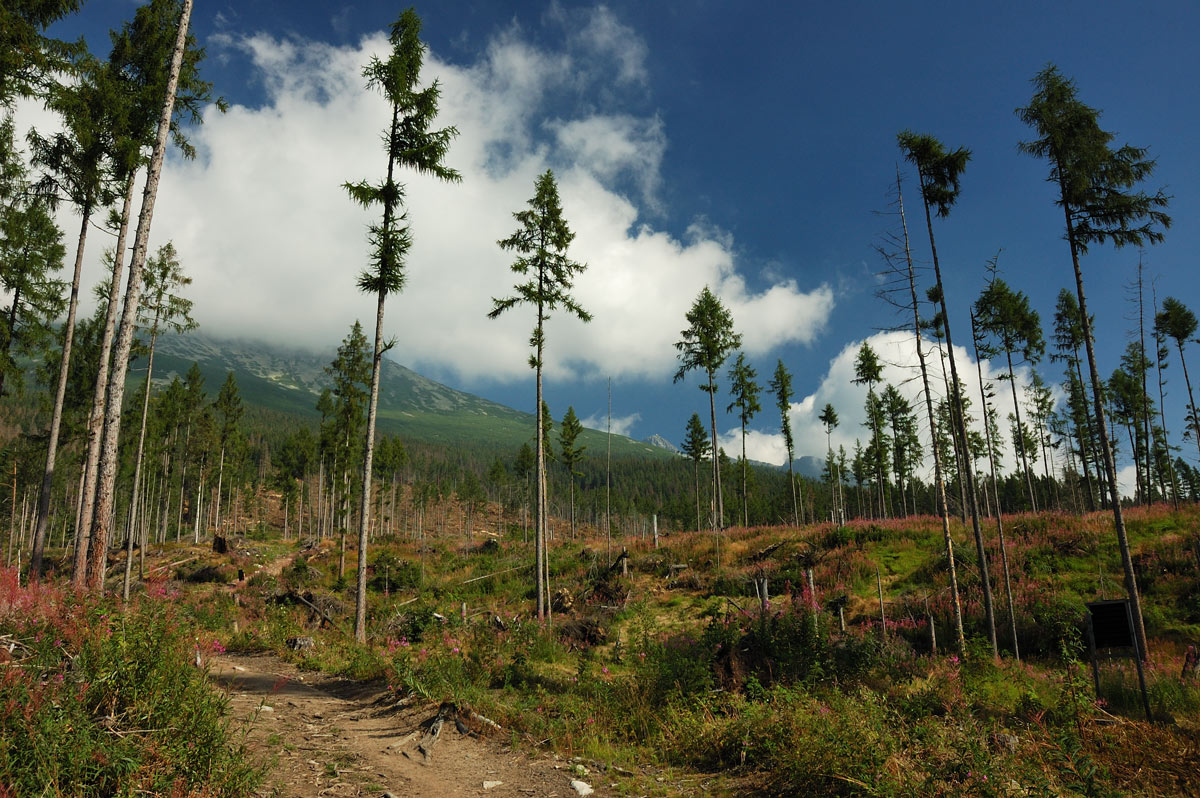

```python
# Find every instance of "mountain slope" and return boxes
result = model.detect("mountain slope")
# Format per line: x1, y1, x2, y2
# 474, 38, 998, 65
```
149, 333, 673, 458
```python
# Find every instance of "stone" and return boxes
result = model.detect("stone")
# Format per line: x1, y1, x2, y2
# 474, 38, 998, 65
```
570, 781, 594, 796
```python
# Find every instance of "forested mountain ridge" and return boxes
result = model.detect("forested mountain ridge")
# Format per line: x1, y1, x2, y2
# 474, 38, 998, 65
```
150, 332, 674, 457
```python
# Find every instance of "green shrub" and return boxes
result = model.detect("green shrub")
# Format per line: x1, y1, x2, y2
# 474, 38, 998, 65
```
0, 575, 262, 796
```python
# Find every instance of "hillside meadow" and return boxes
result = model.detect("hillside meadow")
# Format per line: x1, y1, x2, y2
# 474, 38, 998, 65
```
3, 495, 1198, 796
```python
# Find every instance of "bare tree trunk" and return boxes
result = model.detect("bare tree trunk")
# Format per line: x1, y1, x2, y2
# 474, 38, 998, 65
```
707, 371, 722, 566
356, 287, 386, 642
30, 204, 91, 580
86, 0, 193, 591
898, 173, 965, 655
919, 168, 996, 658
973, 312, 1020, 661
74, 174, 136, 585
1137, 263, 1154, 505
1061, 200, 1147, 657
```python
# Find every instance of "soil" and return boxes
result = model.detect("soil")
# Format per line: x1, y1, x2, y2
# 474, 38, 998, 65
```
211, 652, 609, 797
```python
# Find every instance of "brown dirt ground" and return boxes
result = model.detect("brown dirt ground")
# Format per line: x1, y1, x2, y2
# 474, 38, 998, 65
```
211, 653, 612, 798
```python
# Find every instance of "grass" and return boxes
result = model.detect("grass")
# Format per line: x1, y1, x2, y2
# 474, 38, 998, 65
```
0, 572, 263, 796
15, 501, 1200, 795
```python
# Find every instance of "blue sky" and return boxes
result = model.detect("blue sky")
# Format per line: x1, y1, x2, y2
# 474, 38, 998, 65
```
33, 1, 1200, 485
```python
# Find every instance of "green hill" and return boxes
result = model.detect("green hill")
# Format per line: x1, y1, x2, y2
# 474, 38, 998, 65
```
148, 333, 673, 458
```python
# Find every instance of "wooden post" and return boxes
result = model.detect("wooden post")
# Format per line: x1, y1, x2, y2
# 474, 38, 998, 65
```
652, 514, 658, 549
926, 597, 937, 655
876, 564, 886, 638
805, 567, 817, 634
1086, 613, 1102, 700
621, 546, 628, 577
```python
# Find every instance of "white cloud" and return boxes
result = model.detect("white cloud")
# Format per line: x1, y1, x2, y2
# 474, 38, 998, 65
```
727, 329, 1064, 487
571, 6, 648, 86
581, 410, 640, 437
15, 13, 832, 387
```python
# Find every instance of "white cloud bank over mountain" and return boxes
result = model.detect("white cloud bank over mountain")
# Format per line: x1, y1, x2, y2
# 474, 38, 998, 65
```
721, 329, 1077, 489
17, 8, 833, 386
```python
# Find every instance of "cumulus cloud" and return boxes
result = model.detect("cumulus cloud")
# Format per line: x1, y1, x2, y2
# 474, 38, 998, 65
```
17, 9, 832, 388
581, 411, 641, 437
722, 329, 1066, 487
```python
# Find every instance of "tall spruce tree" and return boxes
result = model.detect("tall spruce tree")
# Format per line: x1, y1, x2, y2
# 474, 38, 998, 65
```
490, 170, 590, 621
726, 352, 761, 527
970, 309, 1020, 658
974, 272, 1045, 511
1156, 297, 1199, 462
0, 119, 66, 401
344, 7, 460, 642
681, 412, 710, 532
85, 0, 202, 590
558, 406, 585, 539
1052, 288, 1101, 508
674, 286, 741, 543
1018, 64, 1171, 657
899, 130, 997, 657
75, 1, 218, 580
769, 360, 799, 526
892, 171, 965, 652
26, 52, 121, 581
120, 242, 193, 600
818, 402, 841, 524
851, 343, 889, 518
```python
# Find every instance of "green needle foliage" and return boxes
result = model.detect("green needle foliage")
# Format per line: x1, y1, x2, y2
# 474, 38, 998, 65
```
769, 359, 799, 526
490, 169, 591, 620
726, 352, 761, 527
975, 272, 1046, 511
344, 7, 460, 642
1156, 297, 1200, 460
681, 412, 711, 532
1018, 63, 1171, 658
559, 406, 585, 539
0, 0, 83, 104
674, 286, 740, 534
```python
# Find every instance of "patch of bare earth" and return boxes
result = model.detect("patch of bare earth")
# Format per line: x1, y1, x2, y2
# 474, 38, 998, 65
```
210, 653, 607, 797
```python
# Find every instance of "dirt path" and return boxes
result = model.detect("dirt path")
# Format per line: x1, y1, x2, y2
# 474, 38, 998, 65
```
211, 653, 608, 797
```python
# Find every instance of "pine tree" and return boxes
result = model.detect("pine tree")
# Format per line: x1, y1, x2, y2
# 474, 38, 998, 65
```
852, 343, 889, 518
344, 7, 460, 642
120, 242, 194, 600
674, 286, 741, 545
0, 118, 66, 400
0, 0, 82, 104
1018, 64, 1171, 657
84, 0, 206, 590
769, 360, 799, 526
1052, 288, 1101, 508
323, 324, 369, 581
899, 130, 997, 657
1156, 297, 1199, 463
970, 309, 1019, 658
681, 412, 710, 532
726, 353, 761, 527
490, 170, 590, 621
818, 403, 841, 524
211, 371, 243, 538
974, 271, 1045, 511
558, 406, 585, 539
